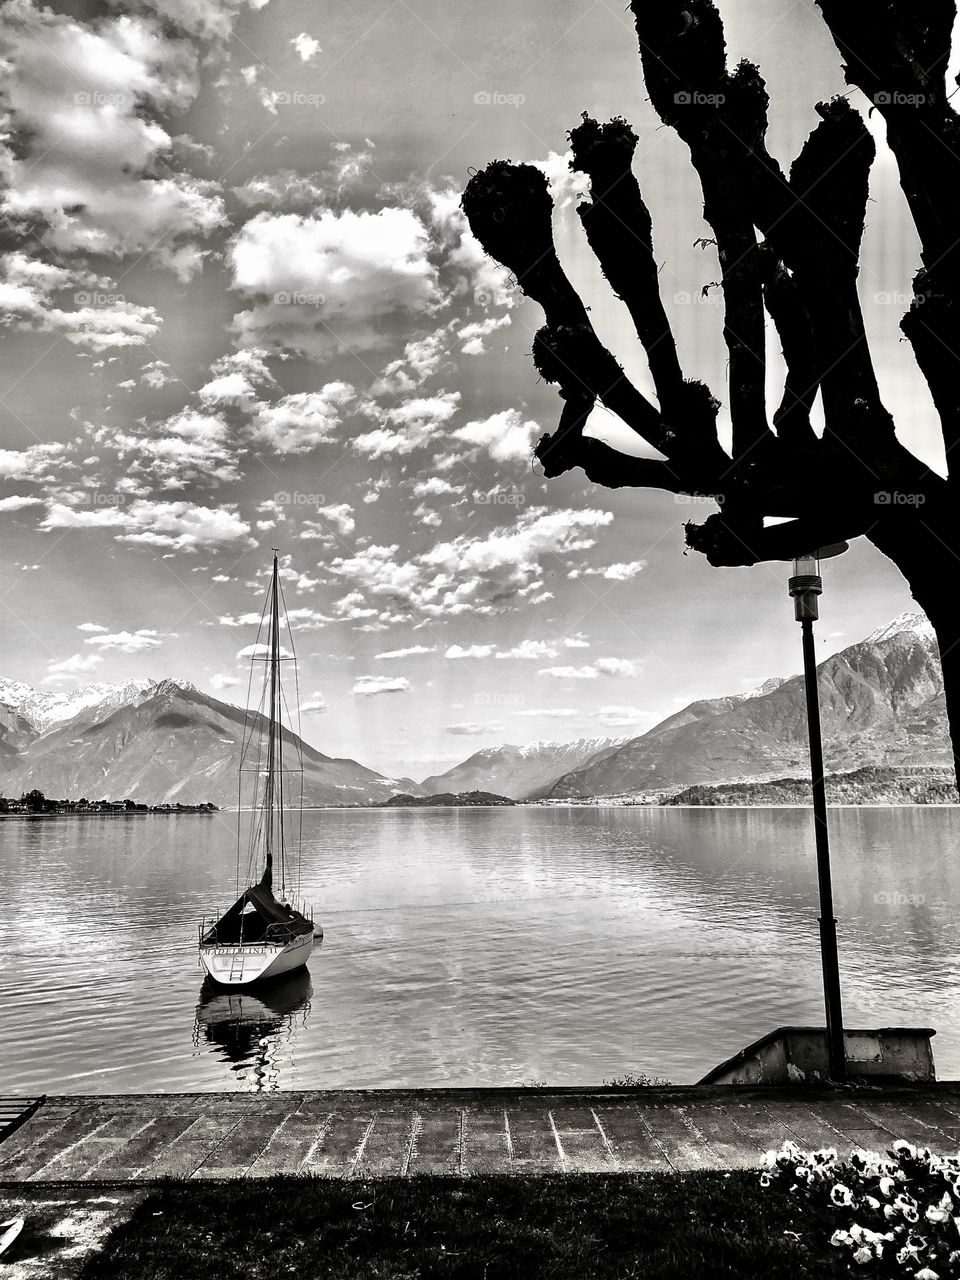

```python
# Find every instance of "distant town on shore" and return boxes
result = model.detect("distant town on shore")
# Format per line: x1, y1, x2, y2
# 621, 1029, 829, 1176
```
0, 789, 218, 816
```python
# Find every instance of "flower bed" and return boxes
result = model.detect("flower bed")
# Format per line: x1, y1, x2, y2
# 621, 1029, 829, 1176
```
761, 1139, 960, 1277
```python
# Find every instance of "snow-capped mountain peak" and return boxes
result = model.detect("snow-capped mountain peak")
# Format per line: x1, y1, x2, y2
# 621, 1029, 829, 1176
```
0, 677, 154, 734
864, 612, 935, 646
741, 676, 788, 700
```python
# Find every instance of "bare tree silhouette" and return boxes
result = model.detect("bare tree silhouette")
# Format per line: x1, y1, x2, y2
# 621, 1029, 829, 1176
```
462, 0, 960, 784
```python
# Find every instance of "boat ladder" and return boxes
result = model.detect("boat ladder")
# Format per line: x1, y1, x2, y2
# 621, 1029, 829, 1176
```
228, 949, 245, 983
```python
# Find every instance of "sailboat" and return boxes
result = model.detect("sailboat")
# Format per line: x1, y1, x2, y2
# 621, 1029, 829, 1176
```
198, 550, 320, 985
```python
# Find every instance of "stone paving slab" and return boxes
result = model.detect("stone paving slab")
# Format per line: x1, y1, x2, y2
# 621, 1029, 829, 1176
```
1, 1086, 959, 1182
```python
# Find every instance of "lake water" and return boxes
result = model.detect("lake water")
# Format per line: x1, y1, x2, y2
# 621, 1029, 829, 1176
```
1, 806, 958, 1093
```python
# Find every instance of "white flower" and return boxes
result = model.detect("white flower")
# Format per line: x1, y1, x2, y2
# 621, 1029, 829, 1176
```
879, 1176, 896, 1198
831, 1183, 856, 1208
894, 1194, 920, 1223
830, 1229, 852, 1248
892, 1140, 918, 1159
914, 1268, 939, 1280
851, 1245, 872, 1264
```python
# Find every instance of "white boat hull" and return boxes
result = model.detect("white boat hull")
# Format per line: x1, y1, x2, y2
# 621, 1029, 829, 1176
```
199, 929, 313, 986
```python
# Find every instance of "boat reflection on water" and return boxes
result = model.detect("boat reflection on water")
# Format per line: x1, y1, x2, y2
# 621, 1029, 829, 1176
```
194, 968, 312, 1090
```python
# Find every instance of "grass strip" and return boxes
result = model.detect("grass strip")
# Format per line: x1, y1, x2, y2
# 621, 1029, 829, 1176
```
80, 1170, 849, 1279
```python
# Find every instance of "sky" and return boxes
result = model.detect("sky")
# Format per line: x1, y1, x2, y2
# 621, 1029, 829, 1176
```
0, 0, 949, 779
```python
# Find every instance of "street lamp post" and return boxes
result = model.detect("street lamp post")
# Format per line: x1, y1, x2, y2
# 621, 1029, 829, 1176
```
788, 549, 847, 1083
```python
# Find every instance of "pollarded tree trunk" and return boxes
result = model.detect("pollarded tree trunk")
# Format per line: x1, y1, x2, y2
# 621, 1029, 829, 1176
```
868, 514, 960, 789
461, 0, 960, 794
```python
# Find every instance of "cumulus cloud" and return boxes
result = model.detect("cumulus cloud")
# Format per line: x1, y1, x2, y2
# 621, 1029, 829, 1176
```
301, 690, 328, 712
412, 476, 463, 498
457, 313, 511, 355
0, 441, 70, 483
451, 408, 541, 464
495, 640, 557, 661
419, 507, 612, 615
250, 382, 355, 453
353, 674, 410, 696
238, 642, 294, 660
229, 207, 440, 359
534, 150, 591, 210
354, 393, 460, 458
594, 657, 638, 677
569, 560, 646, 581
0, 4, 225, 277
0, 252, 162, 352
210, 673, 242, 691
373, 328, 449, 395
514, 708, 578, 718
445, 644, 495, 659
77, 622, 109, 633
300, 503, 355, 539
538, 657, 638, 680
0, 494, 45, 512
375, 645, 435, 659
140, 360, 176, 389
95, 409, 239, 487
291, 32, 320, 61
233, 145, 375, 211
39, 499, 250, 549
84, 628, 164, 653
326, 506, 613, 621
42, 652, 103, 684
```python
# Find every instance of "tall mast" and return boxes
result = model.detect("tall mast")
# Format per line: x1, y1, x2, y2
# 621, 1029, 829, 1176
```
261, 549, 280, 890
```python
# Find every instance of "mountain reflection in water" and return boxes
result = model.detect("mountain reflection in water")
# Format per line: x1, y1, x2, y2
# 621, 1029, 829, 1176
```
195, 968, 312, 1090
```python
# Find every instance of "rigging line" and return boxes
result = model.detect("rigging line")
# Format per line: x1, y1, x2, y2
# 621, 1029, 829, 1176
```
277, 570, 306, 905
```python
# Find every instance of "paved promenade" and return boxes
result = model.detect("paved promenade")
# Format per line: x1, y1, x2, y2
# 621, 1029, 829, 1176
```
2, 1084, 959, 1183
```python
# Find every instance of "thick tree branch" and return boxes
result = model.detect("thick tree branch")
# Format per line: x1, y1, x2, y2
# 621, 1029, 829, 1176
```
772, 99, 896, 455
567, 118, 683, 407
567, 114, 724, 462
630, 1, 776, 468
817, 0, 960, 470
461, 162, 670, 456
760, 254, 819, 448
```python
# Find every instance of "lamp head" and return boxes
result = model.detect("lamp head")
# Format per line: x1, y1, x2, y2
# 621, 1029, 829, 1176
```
788, 551, 823, 621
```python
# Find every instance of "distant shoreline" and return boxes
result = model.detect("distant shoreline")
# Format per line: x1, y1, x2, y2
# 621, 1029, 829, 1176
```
0, 810, 218, 820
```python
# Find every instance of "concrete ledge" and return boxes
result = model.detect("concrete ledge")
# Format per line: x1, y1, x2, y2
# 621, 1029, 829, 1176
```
1, 1083, 959, 1183
699, 1026, 937, 1086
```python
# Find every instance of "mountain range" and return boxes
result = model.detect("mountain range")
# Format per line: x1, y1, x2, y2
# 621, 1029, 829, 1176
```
0, 677, 416, 808
0, 612, 952, 806
419, 738, 625, 800
536, 613, 949, 799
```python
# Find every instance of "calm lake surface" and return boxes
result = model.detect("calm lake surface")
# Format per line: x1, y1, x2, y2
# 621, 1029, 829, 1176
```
1, 806, 958, 1092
